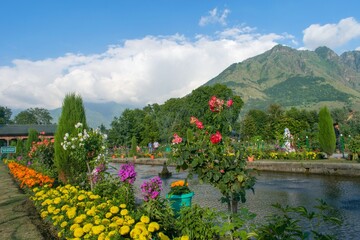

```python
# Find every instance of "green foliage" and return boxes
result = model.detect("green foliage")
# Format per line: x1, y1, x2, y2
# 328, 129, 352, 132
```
176, 205, 218, 240
348, 135, 360, 161
0, 106, 12, 124
130, 136, 137, 157
318, 107, 336, 155
137, 198, 176, 237
254, 199, 342, 240
15, 139, 24, 157
93, 175, 135, 210
54, 93, 87, 184
25, 128, 38, 153
14, 108, 53, 124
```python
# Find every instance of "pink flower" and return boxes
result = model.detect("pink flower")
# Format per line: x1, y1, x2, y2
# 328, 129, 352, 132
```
195, 120, 204, 129
220, 169, 225, 173
172, 133, 183, 144
210, 131, 222, 144
227, 99, 233, 107
209, 96, 224, 112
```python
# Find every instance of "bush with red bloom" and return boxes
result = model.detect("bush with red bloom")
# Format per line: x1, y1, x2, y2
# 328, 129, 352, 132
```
170, 95, 256, 213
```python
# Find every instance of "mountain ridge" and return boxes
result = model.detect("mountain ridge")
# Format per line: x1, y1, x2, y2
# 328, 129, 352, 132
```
205, 44, 360, 112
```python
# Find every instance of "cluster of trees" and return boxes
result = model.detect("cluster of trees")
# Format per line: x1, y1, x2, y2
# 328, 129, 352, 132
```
107, 84, 243, 147
0, 106, 53, 125
107, 84, 360, 153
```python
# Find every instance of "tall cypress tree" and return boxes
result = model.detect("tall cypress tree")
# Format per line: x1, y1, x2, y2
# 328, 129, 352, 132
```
318, 106, 336, 156
54, 93, 87, 183
26, 128, 39, 153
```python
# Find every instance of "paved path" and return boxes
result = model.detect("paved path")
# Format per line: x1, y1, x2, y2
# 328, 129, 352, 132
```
0, 161, 45, 240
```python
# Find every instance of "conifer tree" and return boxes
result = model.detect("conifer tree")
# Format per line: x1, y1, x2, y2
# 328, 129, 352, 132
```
318, 106, 335, 156
54, 93, 87, 183
26, 128, 38, 153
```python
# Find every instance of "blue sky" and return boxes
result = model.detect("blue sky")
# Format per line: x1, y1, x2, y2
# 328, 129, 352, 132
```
1, 0, 360, 109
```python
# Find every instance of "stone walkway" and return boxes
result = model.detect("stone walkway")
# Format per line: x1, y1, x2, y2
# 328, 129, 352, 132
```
0, 161, 45, 240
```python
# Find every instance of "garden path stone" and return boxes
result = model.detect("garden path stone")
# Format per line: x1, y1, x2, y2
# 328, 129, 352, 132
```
0, 161, 45, 240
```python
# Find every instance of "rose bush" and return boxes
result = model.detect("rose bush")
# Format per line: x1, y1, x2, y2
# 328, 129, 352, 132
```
170, 95, 256, 213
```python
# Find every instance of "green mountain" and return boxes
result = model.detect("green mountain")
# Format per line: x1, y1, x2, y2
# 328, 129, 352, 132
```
205, 45, 360, 113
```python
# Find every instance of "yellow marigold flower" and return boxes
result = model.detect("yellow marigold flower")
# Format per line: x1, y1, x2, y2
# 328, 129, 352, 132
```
61, 204, 69, 211
53, 208, 60, 215
98, 232, 106, 240
116, 218, 124, 226
33, 187, 39, 192
77, 202, 85, 208
119, 204, 126, 209
109, 222, 118, 228
74, 227, 84, 238
53, 197, 61, 204
120, 209, 128, 216
105, 212, 112, 219
40, 211, 48, 218
181, 236, 189, 240
70, 223, 80, 231
57, 231, 62, 238
91, 225, 105, 235
74, 216, 84, 224
110, 206, 119, 214
60, 221, 68, 228
83, 223, 93, 233
130, 228, 141, 238
119, 225, 130, 235
108, 230, 117, 237
127, 218, 135, 225
158, 232, 170, 240
66, 207, 77, 219
140, 215, 150, 224
112, 216, 119, 221
102, 219, 110, 225
89, 194, 100, 200
95, 219, 101, 225
47, 205, 56, 214
86, 209, 96, 216
148, 222, 160, 232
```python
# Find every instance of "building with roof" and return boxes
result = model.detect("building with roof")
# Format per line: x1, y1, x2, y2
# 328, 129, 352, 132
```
0, 124, 57, 145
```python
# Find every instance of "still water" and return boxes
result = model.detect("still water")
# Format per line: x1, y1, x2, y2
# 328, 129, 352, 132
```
110, 163, 360, 239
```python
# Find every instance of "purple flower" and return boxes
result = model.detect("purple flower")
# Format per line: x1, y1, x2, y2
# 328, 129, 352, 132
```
140, 176, 163, 201
118, 163, 137, 184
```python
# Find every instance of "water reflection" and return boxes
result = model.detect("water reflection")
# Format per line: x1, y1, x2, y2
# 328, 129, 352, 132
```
110, 163, 360, 239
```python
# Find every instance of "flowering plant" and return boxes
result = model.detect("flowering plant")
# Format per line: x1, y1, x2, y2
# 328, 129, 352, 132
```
141, 176, 163, 201
170, 95, 256, 213
118, 163, 137, 184
61, 122, 108, 188
168, 180, 191, 195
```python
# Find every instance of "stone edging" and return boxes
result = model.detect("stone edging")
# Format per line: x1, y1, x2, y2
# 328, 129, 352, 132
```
111, 158, 360, 177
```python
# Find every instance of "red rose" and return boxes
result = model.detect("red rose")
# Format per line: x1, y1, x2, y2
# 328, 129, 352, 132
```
210, 131, 222, 144
227, 99, 233, 107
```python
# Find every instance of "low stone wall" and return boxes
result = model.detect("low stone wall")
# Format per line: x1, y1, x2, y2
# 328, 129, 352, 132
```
111, 158, 360, 177
248, 161, 360, 176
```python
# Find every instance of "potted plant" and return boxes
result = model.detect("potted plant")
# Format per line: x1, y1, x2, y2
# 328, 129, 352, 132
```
166, 180, 193, 214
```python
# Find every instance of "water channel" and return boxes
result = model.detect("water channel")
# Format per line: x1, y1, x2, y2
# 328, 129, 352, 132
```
109, 163, 360, 239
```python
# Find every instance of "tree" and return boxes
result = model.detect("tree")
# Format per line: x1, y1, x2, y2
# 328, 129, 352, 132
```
26, 128, 39, 153
54, 93, 87, 183
14, 108, 53, 124
0, 106, 12, 124
318, 106, 336, 156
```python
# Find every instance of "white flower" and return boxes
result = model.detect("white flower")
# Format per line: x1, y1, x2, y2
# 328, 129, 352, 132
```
103, 134, 108, 139
75, 122, 83, 129
78, 132, 83, 137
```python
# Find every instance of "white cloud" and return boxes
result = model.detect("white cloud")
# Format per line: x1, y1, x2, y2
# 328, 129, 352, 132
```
303, 17, 360, 50
199, 8, 230, 26
0, 28, 293, 110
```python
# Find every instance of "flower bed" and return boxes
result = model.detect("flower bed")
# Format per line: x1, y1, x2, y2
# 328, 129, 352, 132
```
31, 184, 168, 240
7, 161, 54, 188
